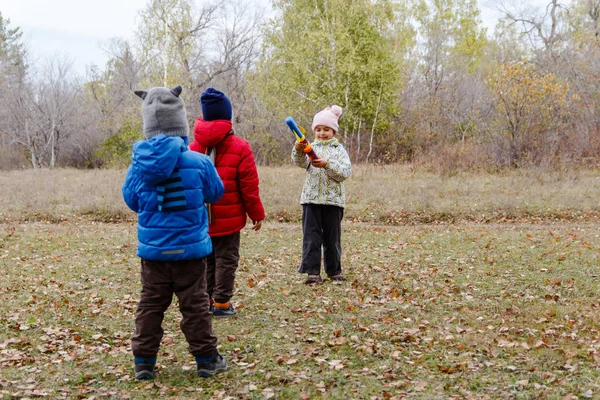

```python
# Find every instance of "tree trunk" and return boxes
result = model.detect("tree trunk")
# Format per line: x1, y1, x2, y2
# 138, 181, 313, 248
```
366, 84, 383, 164
356, 120, 362, 161
24, 119, 36, 169
50, 126, 56, 169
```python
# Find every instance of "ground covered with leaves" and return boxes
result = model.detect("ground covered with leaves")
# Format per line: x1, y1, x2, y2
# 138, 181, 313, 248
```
1, 219, 600, 399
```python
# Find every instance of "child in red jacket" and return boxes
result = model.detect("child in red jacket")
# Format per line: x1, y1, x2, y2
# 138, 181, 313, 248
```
190, 88, 265, 317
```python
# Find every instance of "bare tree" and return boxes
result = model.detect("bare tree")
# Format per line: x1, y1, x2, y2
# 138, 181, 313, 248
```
493, 0, 569, 55
90, 38, 143, 128
38, 56, 81, 167
581, 0, 600, 36
199, 0, 265, 125
1, 56, 80, 168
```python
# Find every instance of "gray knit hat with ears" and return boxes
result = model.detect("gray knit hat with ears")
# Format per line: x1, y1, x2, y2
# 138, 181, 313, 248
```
134, 85, 189, 139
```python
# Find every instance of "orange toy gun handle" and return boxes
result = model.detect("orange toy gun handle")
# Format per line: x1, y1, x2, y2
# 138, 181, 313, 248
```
285, 117, 318, 161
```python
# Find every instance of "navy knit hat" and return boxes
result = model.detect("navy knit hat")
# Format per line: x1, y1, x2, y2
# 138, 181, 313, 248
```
201, 88, 232, 121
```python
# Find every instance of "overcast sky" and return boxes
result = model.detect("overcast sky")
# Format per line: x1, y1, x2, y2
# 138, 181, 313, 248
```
0, 0, 148, 75
0, 0, 548, 77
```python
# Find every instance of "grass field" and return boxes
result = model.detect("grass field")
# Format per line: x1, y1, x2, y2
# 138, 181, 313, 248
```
1, 166, 600, 399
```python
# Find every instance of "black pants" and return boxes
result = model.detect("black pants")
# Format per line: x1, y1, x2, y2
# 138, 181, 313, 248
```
299, 204, 344, 276
132, 258, 216, 359
206, 232, 241, 304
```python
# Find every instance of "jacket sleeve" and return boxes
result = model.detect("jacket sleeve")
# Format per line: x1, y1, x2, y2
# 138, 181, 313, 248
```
324, 145, 352, 182
238, 143, 266, 221
122, 165, 140, 213
201, 158, 225, 204
292, 147, 310, 169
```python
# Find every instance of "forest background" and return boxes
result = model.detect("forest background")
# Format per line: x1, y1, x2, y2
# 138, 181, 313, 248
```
1, 0, 599, 172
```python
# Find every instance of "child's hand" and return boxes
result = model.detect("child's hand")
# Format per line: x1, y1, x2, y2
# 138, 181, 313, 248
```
311, 157, 328, 168
252, 220, 263, 231
295, 142, 307, 152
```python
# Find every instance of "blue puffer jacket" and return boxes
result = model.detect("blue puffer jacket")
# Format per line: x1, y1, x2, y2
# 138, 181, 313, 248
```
122, 134, 224, 261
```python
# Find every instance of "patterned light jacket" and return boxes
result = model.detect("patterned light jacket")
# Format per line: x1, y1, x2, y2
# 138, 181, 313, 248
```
292, 137, 352, 208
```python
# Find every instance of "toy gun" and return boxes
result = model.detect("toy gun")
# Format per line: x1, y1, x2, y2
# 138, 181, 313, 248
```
285, 117, 318, 161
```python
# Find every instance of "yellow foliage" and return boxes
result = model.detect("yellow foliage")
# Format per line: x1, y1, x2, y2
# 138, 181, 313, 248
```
486, 60, 570, 140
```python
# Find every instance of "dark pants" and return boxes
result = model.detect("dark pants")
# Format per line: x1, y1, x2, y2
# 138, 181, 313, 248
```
299, 204, 344, 276
206, 232, 241, 304
132, 258, 216, 359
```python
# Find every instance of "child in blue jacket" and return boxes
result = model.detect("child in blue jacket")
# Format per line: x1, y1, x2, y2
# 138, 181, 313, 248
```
122, 85, 226, 379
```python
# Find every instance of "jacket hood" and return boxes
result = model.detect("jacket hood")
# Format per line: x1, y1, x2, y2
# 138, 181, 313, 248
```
132, 134, 187, 185
193, 119, 233, 148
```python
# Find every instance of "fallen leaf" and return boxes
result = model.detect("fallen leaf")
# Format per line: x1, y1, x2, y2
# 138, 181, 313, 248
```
262, 388, 276, 399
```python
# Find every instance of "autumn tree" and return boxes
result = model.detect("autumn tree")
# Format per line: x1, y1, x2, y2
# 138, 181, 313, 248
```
403, 0, 488, 165
486, 60, 571, 166
253, 0, 407, 162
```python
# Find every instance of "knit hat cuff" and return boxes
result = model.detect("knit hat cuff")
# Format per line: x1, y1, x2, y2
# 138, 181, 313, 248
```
145, 128, 189, 139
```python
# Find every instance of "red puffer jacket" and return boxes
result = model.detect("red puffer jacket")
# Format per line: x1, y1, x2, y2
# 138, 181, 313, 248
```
190, 118, 265, 237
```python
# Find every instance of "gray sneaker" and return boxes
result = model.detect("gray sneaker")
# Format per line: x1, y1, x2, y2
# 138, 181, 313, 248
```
197, 353, 227, 378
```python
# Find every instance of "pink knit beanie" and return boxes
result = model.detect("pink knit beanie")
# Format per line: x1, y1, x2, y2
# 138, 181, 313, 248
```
311, 105, 343, 133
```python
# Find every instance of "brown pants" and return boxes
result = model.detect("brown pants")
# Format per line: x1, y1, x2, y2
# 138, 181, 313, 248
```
132, 258, 216, 358
206, 232, 240, 304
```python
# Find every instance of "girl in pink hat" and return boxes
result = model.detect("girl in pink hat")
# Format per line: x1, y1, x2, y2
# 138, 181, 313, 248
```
292, 105, 352, 284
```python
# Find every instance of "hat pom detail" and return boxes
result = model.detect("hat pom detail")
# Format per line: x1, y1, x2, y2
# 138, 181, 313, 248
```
330, 105, 343, 117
